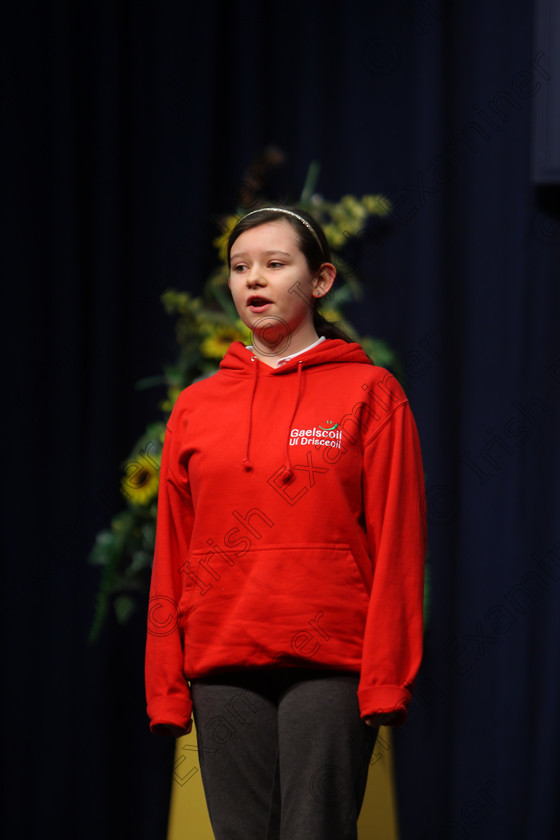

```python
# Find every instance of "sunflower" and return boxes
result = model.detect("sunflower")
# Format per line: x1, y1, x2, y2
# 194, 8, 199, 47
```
121, 458, 160, 506
200, 322, 251, 359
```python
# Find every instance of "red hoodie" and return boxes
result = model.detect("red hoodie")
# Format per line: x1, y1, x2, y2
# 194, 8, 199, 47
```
145, 339, 426, 734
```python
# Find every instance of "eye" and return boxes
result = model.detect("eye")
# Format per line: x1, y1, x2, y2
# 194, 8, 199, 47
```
268, 261, 283, 269
231, 263, 247, 273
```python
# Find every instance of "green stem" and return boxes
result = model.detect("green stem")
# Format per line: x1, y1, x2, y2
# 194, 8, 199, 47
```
300, 161, 321, 204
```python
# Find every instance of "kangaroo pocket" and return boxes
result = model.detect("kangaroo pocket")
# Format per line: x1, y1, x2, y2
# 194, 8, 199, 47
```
181, 543, 371, 676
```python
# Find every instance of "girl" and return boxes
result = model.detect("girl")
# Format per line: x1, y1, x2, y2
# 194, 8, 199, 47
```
145, 206, 426, 839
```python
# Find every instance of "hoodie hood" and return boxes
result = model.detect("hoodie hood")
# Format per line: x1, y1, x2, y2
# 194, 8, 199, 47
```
219, 340, 374, 473
219, 339, 374, 376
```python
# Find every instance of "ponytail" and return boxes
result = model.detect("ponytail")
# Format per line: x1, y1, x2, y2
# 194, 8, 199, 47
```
313, 309, 354, 342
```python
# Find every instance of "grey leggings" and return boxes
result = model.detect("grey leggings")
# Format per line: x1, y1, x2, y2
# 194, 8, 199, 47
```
191, 669, 378, 840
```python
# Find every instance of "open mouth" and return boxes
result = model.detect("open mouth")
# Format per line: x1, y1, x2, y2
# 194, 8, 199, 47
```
247, 296, 272, 311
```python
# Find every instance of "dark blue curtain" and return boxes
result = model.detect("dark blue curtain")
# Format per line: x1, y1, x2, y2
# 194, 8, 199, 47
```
3, 1, 559, 838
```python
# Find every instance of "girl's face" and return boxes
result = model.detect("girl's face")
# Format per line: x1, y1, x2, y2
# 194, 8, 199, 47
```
228, 219, 335, 356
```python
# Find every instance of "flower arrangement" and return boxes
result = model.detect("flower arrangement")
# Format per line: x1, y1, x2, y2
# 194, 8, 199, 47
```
88, 163, 399, 641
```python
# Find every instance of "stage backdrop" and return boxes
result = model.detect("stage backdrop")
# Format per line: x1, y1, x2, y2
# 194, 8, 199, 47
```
3, 1, 559, 839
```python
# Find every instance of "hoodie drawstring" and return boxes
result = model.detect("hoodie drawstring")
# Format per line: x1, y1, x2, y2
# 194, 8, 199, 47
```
242, 357, 304, 477
242, 356, 260, 471
281, 360, 304, 481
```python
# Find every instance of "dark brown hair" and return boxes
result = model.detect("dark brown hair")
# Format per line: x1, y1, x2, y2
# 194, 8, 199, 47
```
227, 206, 352, 342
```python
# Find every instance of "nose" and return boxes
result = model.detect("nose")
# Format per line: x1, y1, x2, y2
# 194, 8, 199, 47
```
246, 264, 266, 288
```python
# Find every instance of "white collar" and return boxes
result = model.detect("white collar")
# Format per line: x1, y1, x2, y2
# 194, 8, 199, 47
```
246, 336, 326, 368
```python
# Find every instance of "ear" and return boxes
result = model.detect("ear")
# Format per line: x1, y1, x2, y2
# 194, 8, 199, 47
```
311, 262, 337, 299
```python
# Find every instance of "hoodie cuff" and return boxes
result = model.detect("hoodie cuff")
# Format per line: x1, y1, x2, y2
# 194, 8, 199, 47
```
148, 695, 193, 736
150, 720, 193, 737
357, 684, 412, 726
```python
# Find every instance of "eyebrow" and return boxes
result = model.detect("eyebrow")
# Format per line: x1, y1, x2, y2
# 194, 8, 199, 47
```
230, 250, 293, 260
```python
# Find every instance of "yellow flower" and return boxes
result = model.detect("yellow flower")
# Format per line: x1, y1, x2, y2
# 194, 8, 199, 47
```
341, 195, 368, 220
322, 223, 347, 250
235, 319, 253, 344
200, 323, 248, 359
121, 458, 160, 506
320, 307, 342, 321
362, 194, 390, 216
213, 214, 242, 263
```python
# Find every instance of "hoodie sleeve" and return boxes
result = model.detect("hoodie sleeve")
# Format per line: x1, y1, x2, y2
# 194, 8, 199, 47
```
357, 400, 427, 724
145, 413, 194, 736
